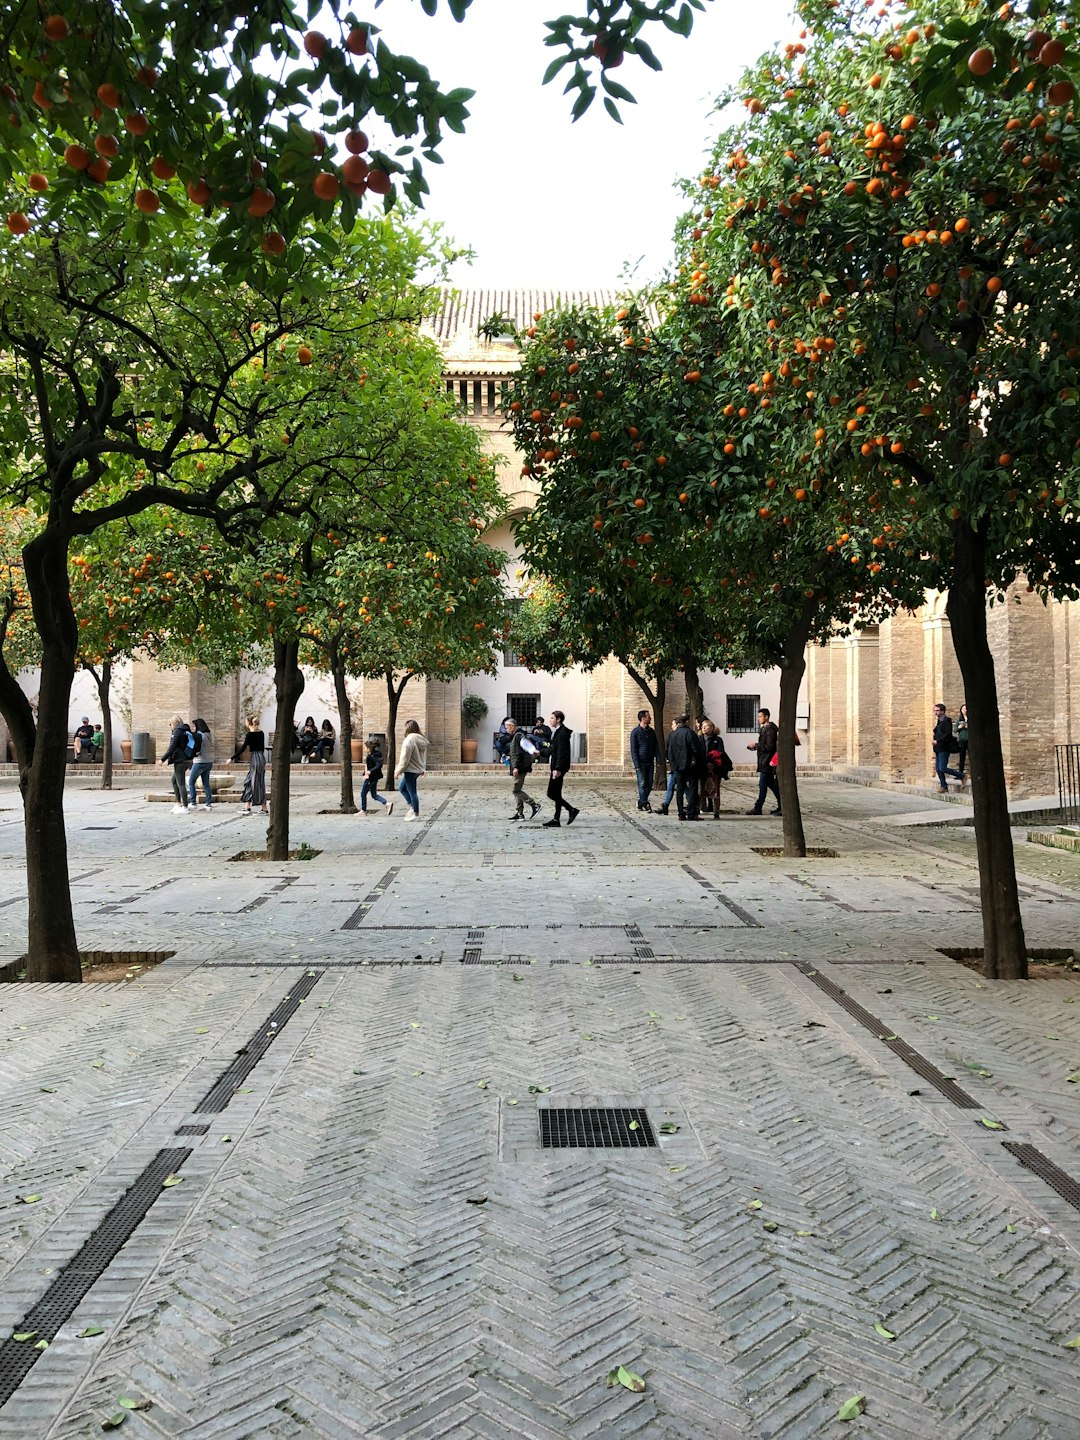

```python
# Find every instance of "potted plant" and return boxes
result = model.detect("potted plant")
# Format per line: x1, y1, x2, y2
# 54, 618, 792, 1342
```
460, 693, 488, 763
115, 685, 133, 764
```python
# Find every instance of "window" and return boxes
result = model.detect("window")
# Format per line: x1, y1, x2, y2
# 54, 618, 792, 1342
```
507, 694, 541, 727
727, 695, 760, 733
503, 597, 523, 666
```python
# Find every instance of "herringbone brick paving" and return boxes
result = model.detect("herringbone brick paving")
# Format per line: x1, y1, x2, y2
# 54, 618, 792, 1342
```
0, 775, 1078, 1438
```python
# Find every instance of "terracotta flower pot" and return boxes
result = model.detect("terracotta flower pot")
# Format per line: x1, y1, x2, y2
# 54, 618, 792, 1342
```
460, 738, 478, 763
119, 739, 132, 763
350, 738, 364, 763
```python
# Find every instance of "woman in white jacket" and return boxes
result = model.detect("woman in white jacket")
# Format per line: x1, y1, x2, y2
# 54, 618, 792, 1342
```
394, 719, 430, 822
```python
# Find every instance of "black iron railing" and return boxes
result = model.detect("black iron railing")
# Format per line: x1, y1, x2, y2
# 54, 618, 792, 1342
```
1056, 744, 1080, 825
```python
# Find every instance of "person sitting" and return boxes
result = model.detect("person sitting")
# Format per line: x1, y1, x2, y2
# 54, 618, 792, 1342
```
494, 717, 513, 765
298, 715, 318, 762
91, 723, 105, 759
72, 716, 95, 762
314, 719, 335, 762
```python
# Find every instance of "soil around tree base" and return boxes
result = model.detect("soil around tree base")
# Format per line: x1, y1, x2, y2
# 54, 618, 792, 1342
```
1, 950, 175, 983
939, 945, 1079, 978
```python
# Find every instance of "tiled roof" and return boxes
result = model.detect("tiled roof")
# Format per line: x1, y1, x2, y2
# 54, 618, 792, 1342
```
426, 288, 624, 347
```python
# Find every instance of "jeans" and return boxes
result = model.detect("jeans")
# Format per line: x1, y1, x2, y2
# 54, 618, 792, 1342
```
935, 751, 962, 787
188, 761, 212, 805
634, 766, 652, 808
398, 771, 420, 814
512, 772, 537, 815
674, 769, 698, 819
170, 760, 190, 807
754, 766, 781, 812
361, 775, 387, 811
661, 769, 677, 809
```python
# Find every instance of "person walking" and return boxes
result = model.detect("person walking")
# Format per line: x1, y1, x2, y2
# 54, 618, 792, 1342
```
746, 708, 781, 816
161, 714, 194, 813
542, 709, 580, 827
188, 718, 214, 808
394, 719, 429, 821
232, 716, 268, 816
360, 737, 389, 815
630, 709, 659, 812
700, 719, 730, 818
932, 703, 963, 793
506, 719, 542, 821
956, 702, 969, 784
666, 714, 701, 821
655, 719, 678, 815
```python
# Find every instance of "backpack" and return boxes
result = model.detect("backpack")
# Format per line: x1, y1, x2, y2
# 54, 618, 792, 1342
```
183, 729, 199, 757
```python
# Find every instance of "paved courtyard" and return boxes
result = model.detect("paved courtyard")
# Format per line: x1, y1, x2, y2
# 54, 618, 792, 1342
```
0, 771, 1078, 1439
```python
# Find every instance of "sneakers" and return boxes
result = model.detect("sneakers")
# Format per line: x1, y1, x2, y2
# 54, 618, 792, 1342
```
172, 803, 187, 813
566, 806, 580, 825
529, 802, 542, 820
745, 808, 762, 816
301, 755, 309, 764
542, 818, 561, 828
241, 807, 251, 815
509, 813, 522, 821
386, 800, 395, 817
403, 811, 418, 822
644, 802, 652, 812
770, 807, 782, 816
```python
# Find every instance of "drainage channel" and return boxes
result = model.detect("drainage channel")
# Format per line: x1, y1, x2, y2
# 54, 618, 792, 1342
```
0, 969, 324, 1409
797, 963, 1080, 1214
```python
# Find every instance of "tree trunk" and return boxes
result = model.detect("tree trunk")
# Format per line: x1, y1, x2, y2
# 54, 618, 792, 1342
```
91, 659, 114, 791
384, 669, 415, 782
946, 521, 1027, 979
267, 636, 304, 861
19, 535, 82, 981
682, 653, 704, 724
332, 653, 356, 813
776, 606, 814, 860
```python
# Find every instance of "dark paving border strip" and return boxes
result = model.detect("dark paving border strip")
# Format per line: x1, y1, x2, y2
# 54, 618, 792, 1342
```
0, 1146, 192, 1409
796, 963, 981, 1109
462, 928, 486, 964
201, 958, 441, 968
608, 801, 668, 851
1002, 1142, 1080, 1212
341, 867, 400, 930
194, 969, 323, 1113
404, 788, 457, 855
681, 865, 763, 928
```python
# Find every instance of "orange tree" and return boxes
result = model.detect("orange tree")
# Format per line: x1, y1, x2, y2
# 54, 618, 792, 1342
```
687, 0, 1080, 967
505, 300, 921, 852
0, 207, 448, 978
0, 0, 711, 271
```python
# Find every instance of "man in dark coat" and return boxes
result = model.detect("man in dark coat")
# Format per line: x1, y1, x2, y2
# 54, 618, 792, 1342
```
542, 709, 580, 828
666, 714, 701, 821
746, 708, 781, 816
629, 710, 660, 812
932, 703, 963, 793
506, 719, 541, 821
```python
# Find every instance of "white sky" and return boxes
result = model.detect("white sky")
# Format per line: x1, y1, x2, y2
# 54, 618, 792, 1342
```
358, 0, 797, 289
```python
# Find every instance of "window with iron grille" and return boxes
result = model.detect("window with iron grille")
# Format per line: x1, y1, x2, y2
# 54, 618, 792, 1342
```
507, 694, 541, 727
503, 597, 523, 666
727, 695, 760, 733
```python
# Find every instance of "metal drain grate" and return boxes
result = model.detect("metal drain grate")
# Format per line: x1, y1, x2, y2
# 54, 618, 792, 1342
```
175, 1123, 210, 1136
0, 1146, 191, 1406
1003, 1143, 1080, 1211
539, 1106, 656, 1149
194, 970, 322, 1113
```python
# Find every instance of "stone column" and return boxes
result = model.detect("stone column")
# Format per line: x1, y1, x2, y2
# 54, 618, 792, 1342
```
988, 581, 1055, 797
879, 608, 928, 782
807, 643, 832, 765
847, 629, 880, 768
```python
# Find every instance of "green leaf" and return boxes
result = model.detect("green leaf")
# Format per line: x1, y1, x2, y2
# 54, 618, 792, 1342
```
12, 1331, 36, 1342
669, 1165, 688, 1173
476, 1078, 490, 1089
118, 1397, 151, 1410
659, 1122, 680, 1135
746, 1199, 763, 1211
1064, 1336, 1080, 1349
527, 1084, 550, 1094
979, 1118, 1007, 1131
34, 1339, 49, 1349
161, 1174, 183, 1188
874, 1323, 896, 1340
762, 1219, 779, 1232
838, 1395, 866, 1420
77, 1325, 105, 1337
16, 1194, 42, 1204
606, 1364, 646, 1393
1006, 1224, 1016, 1234
628, 1120, 639, 1130
101, 1413, 127, 1431
930, 1209, 941, 1221
91, 1060, 105, 1069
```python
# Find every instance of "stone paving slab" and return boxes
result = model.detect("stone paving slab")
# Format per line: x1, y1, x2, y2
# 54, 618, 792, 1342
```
0, 776, 1078, 1438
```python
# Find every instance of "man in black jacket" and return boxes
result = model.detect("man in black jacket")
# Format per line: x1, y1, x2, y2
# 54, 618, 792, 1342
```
629, 710, 659, 811
542, 710, 580, 828
666, 715, 701, 821
746, 708, 781, 816
932, 703, 963, 793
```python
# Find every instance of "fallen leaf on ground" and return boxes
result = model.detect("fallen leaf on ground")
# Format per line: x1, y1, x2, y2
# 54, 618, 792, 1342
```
77, 1325, 104, 1338
605, 1365, 646, 1393
161, 1175, 183, 1188
873, 1323, 896, 1340
838, 1395, 866, 1420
